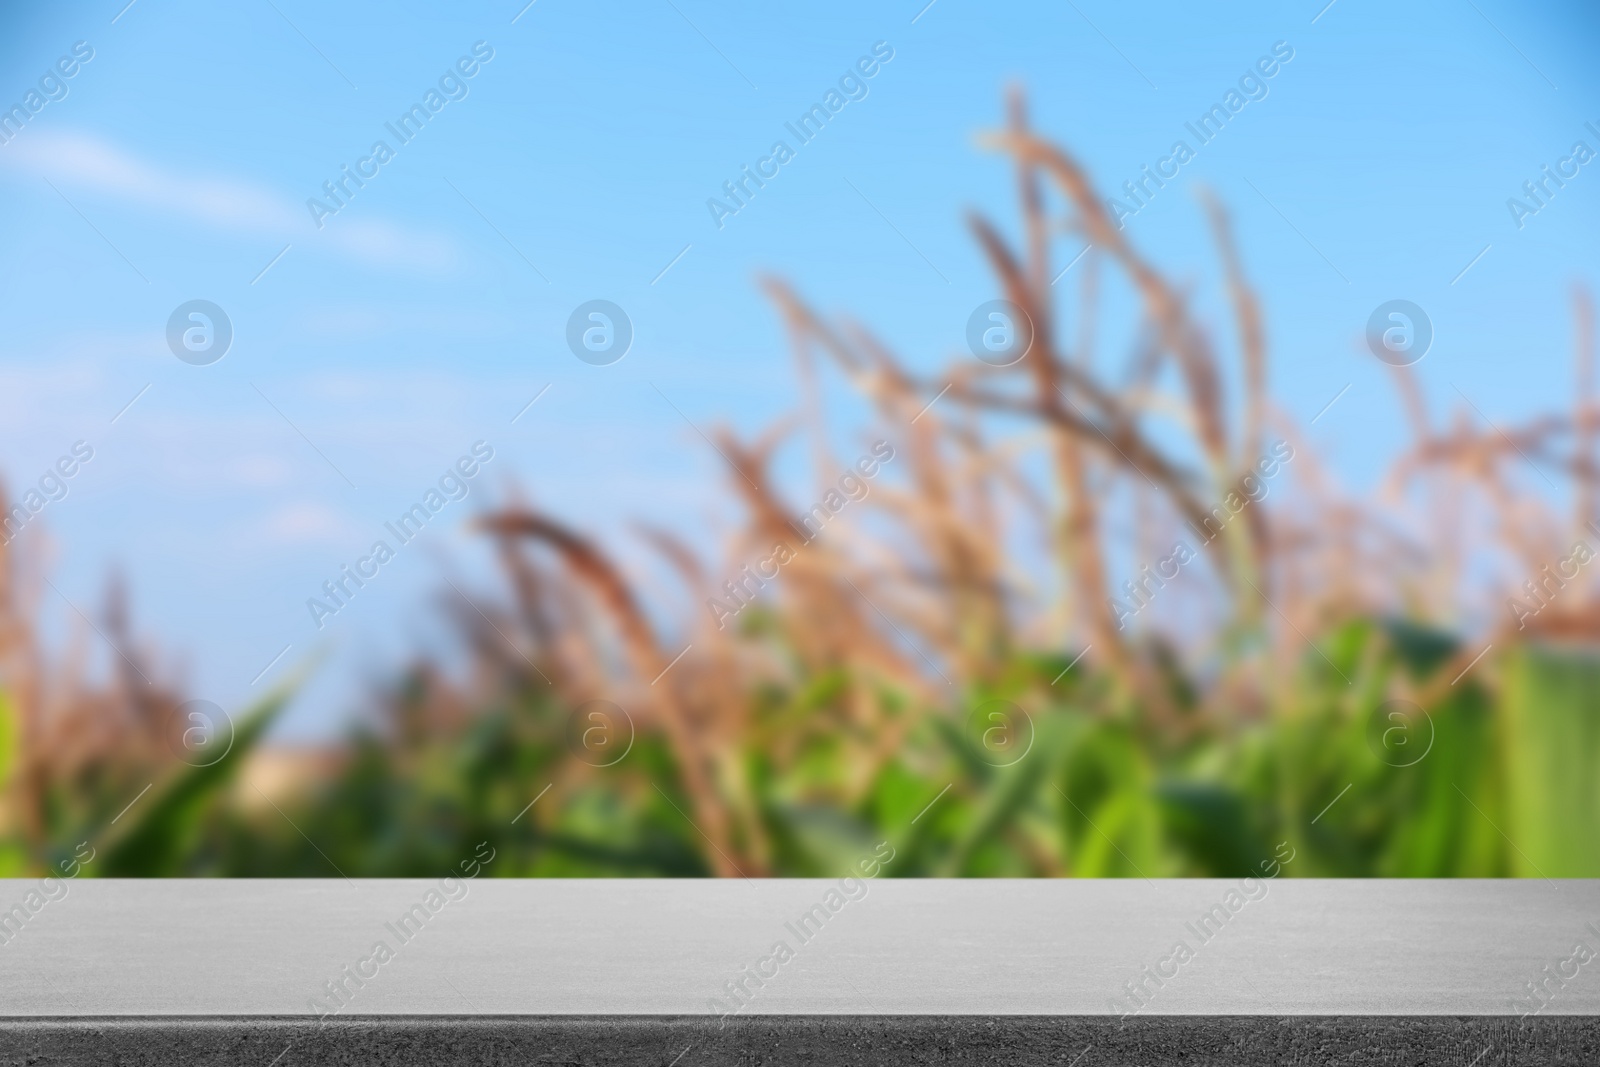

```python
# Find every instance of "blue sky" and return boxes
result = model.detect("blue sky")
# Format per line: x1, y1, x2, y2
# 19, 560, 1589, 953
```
1, 0, 1596, 738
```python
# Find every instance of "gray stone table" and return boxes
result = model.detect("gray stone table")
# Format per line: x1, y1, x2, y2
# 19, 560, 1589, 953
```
2, 878, 1597, 1064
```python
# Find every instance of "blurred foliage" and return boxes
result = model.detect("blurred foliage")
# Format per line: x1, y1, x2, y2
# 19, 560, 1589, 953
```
3, 98, 1598, 880
2, 624, 1594, 879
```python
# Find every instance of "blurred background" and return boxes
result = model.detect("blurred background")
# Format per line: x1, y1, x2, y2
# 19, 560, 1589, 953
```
1, 0, 1598, 877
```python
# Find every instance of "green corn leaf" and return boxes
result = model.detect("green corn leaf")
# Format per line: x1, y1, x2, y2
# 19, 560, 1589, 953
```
1499, 643, 1600, 877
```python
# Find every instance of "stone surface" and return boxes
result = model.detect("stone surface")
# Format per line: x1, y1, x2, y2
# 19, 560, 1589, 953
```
1, 879, 1596, 1063
5, 1017, 1600, 1067
3, 878, 1599, 1017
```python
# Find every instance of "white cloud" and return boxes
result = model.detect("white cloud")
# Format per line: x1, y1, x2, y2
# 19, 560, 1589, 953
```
230, 454, 297, 489
255, 500, 365, 547
1, 130, 458, 272
327, 217, 458, 271
295, 303, 505, 340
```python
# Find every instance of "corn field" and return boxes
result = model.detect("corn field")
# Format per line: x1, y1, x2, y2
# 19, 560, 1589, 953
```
3, 95, 1597, 880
